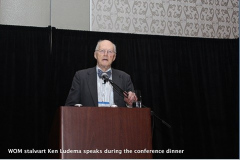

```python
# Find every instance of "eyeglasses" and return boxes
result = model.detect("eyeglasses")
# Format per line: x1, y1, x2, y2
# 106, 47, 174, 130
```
96, 49, 115, 55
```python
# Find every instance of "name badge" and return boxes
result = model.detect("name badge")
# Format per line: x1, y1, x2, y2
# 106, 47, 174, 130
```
98, 101, 110, 107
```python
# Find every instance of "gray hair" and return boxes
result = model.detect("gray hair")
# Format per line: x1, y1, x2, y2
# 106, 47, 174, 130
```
95, 40, 117, 54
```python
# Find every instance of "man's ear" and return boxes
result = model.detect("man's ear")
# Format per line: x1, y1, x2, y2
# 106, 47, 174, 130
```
94, 52, 97, 59
113, 54, 116, 61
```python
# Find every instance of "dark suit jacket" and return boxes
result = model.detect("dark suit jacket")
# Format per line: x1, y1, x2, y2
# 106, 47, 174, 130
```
65, 67, 135, 107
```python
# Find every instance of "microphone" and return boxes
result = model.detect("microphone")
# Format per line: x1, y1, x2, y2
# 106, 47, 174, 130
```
101, 72, 109, 84
100, 72, 128, 98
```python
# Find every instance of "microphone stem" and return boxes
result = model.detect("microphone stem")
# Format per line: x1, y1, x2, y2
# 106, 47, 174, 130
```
108, 79, 128, 98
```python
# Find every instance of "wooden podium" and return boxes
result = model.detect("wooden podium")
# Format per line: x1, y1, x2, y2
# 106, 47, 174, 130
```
49, 106, 152, 159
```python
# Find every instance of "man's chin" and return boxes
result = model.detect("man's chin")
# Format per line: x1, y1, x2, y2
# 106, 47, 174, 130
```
100, 63, 110, 66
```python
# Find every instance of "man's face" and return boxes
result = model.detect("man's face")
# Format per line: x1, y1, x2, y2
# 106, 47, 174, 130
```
94, 40, 116, 71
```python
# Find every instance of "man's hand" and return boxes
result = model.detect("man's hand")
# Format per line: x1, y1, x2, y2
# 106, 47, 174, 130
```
124, 91, 138, 106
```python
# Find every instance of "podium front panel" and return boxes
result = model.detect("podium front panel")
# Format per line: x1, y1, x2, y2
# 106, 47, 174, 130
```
58, 107, 152, 159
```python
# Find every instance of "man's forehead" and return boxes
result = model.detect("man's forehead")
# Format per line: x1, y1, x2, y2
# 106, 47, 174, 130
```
99, 40, 113, 48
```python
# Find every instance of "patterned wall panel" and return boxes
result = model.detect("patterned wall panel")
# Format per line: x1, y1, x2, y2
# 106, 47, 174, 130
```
91, 0, 239, 39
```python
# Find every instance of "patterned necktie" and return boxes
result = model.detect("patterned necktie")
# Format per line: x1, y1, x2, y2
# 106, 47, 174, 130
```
98, 69, 112, 79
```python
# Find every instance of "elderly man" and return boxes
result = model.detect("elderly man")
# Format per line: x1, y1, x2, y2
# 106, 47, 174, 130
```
65, 40, 137, 107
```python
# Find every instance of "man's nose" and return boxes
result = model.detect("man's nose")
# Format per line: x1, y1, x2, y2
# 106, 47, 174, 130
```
103, 51, 108, 55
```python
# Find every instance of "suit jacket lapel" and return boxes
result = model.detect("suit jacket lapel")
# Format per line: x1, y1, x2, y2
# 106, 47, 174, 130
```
87, 67, 98, 106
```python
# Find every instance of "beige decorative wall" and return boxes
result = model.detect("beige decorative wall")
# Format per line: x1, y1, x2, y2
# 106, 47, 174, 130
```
91, 0, 239, 39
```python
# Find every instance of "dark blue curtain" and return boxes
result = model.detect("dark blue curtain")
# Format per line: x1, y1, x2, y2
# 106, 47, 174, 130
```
1, 25, 239, 159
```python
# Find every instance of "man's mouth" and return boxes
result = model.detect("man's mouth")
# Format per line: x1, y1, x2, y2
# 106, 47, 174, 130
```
102, 59, 108, 61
